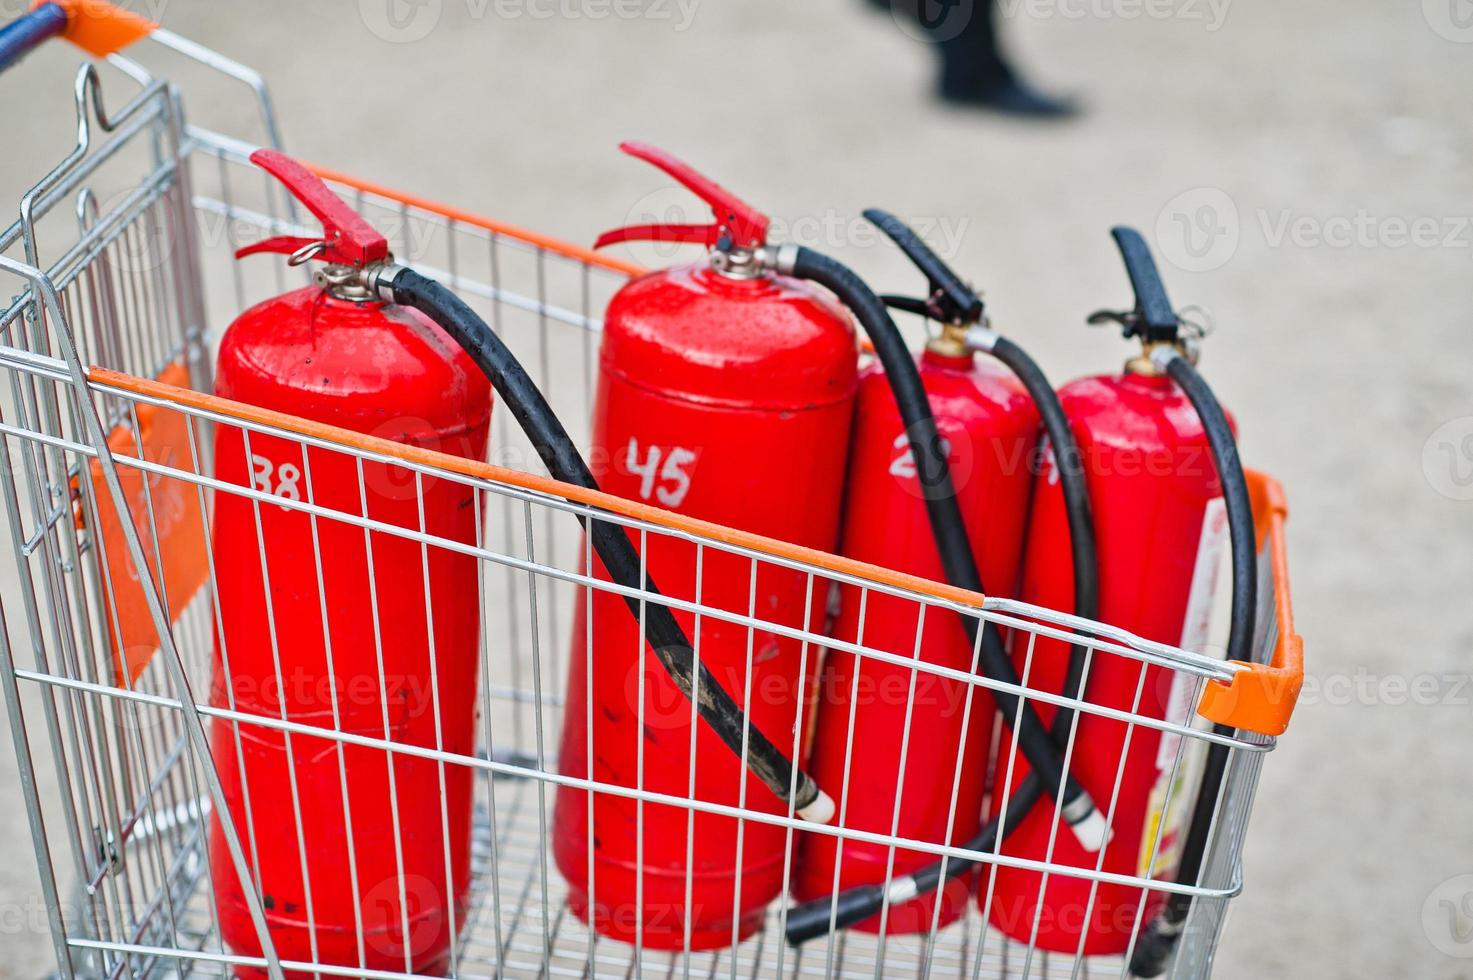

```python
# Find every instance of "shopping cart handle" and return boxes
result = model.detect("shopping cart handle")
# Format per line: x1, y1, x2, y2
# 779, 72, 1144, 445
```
0, 3, 68, 74
0, 1, 155, 75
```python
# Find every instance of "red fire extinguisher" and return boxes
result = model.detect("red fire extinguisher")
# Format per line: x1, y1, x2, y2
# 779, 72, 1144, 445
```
783, 213, 1103, 948
794, 224, 1042, 934
207, 150, 492, 976
983, 228, 1248, 956
551, 142, 858, 950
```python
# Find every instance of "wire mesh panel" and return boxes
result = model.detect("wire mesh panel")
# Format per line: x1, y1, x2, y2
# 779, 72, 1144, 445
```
0, 358, 1267, 979
0, 48, 1293, 980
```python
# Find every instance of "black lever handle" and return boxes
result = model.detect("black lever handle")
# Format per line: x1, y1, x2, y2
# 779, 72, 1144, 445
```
864, 208, 983, 324
1091, 226, 1180, 342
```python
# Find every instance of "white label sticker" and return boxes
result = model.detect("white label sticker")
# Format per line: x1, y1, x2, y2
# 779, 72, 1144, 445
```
1180, 496, 1228, 653
1139, 496, 1229, 878
1158, 495, 1228, 770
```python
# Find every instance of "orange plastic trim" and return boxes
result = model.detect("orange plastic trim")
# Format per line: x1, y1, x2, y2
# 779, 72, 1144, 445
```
33, 0, 154, 57
88, 366, 986, 610
1196, 470, 1303, 736
304, 163, 648, 280
83, 360, 209, 685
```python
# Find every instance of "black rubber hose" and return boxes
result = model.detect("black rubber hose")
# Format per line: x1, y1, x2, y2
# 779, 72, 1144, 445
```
385, 266, 826, 815
784, 332, 1097, 946
991, 336, 1098, 739
1129, 351, 1259, 977
1162, 355, 1257, 669
787, 248, 1098, 829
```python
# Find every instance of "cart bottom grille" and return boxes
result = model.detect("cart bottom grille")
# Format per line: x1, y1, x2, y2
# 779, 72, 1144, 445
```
70, 769, 1127, 980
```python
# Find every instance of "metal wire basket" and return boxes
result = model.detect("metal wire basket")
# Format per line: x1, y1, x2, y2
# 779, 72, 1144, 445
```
0, 7, 1302, 979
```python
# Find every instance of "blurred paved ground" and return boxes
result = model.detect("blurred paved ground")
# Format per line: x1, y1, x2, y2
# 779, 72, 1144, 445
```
1, 0, 1471, 976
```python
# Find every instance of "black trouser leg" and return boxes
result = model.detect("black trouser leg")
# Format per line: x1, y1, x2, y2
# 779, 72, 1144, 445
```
931, 0, 1013, 96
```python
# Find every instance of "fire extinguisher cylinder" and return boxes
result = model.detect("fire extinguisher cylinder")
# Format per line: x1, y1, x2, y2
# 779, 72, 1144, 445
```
1127, 341, 1258, 977
779, 243, 1107, 850
981, 227, 1260, 959
784, 212, 1100, 945
552, 142, 857, 950
210, 150, 494, 976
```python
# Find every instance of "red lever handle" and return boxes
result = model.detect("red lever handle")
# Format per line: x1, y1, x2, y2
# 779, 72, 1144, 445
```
235, 149, 389, 267
594, 142, 770, 252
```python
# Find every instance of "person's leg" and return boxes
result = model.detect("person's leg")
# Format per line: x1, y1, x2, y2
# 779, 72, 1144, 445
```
935, 0, 1013, 96
928, 0, 1078, 116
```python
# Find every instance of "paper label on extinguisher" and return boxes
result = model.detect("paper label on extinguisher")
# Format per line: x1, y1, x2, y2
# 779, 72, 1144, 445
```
1159, 495, 1228, 767
1138, 495, 1227, 879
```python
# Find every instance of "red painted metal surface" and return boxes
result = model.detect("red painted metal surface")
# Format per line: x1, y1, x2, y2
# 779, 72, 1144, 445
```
795, 349, 1040, 934
207, 285, 491, 976
983, 371, 1231, 955
552, 260, 858, 950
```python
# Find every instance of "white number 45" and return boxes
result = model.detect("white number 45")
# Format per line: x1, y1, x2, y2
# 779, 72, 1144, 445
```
626, 438, 696, 508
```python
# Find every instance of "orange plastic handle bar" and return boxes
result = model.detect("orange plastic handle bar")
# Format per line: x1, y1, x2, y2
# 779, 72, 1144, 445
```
88, 366, 987, 611
30, 0, 154, 57
1196, 470, 1304, 736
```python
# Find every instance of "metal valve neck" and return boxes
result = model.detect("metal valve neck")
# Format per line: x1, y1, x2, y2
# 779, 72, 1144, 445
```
310, 260, 406, 303
925, 319, 982, 361
316, 260, 405, 302
709, 243, 768, 280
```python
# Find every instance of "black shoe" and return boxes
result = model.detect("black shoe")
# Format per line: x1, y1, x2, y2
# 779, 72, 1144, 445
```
939, 76, 1079, 119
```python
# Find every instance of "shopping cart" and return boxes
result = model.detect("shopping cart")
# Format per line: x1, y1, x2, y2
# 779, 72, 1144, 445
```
0, 4, 1303, 978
